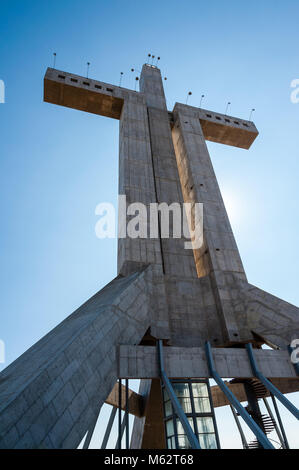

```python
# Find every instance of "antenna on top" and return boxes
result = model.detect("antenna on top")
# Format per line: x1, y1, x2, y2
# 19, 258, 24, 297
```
147, 53, 158, 66
186, 91, 192, 104
249, 108, 255, 121
53, 52, 56, 69
86, 62, 90, 78
225, 101, 231, 115
200, 94, 205, 107
119, 72, 124, 87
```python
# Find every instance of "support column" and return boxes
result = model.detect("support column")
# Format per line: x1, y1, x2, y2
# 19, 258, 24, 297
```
131, 379, 166, 449
118, 92, 163, 276
172, 104, 254, 345
0, 268, 153, 449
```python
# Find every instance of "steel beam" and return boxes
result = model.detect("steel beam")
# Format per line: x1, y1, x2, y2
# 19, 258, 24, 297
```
205, 342, 274, 449
270, 394, 290, 449
246, 343, 299, 420
101, 406, 117, 449
262, 398, 286, 449
229, 404, 249, 449
157, 341, 200, 449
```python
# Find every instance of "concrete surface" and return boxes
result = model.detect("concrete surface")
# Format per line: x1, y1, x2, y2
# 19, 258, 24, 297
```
0, 63, 297, 449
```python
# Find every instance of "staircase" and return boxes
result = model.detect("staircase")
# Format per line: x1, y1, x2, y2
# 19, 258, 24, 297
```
245, 379, 277, 449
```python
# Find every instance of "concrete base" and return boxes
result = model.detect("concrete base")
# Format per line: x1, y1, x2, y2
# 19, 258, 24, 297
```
0, 266, 158, 449
118, 345, 298, 380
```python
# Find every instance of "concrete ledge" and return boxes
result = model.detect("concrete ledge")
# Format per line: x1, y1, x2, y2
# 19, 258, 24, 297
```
173, 103, 259, 149
44, 68, 126, 119
118, 346, 298, 379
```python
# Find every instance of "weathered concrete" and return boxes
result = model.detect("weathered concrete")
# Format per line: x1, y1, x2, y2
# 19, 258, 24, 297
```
0, 62, 297, 449
43, 64, 299, 350
105, 383, 144, 418
44, 68, 125, 119
118, 345, 298, 380
130, 379, 166, 449
197, 107, 258, 149
0, 265, 161, 449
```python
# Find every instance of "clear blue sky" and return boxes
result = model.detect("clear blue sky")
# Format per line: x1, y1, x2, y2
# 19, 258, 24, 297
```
0, 0, 298, 448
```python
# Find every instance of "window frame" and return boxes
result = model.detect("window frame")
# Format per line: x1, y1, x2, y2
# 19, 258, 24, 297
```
162, 378, 220, 449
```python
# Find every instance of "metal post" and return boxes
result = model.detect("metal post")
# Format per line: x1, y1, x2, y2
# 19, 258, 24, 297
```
271, 394, 290, 449
118, 378, 122, 449
101, 406, 117, 449
262, 397, 286, 449
157, 340, 201, 449
229, 405, 249, 449
205, 341, 274, 449
125, 378, 129, 449
115, 415, 127, 449
246, 343, 299, 420
206, 379, 221, 449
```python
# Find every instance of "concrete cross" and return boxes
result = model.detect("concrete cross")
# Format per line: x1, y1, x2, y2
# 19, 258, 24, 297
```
44, 63, 262, 346
0, 63, 297, 450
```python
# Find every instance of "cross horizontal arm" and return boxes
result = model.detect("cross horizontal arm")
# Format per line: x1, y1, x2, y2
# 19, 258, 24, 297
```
44, 68, 138, 119
172, 103, 259, 149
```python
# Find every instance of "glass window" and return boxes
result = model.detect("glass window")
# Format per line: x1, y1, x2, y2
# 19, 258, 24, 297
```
163, 381, 218, 450
164, 400, 172, 417
166, 419, 174, 436
173, 382, 190, 398
178, 397, 192, 413
198, 433, 217, 449
196, 417, 215, 434
167, 436, 176, 449
177, 435, 192, 449
176, 417, 194, 435
194, 397, 211, 413
163, 388, 169, 401
192, 383, 208, 398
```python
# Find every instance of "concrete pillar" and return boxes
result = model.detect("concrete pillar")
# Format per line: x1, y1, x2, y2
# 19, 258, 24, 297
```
139, 65, 197, 280
172, 104, 251, 344
118, 92, 163, 276
0, 268, 153, 449
130, 379, 166, 449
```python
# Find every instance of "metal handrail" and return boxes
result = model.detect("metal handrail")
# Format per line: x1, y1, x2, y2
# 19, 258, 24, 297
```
246, 343, 299, 420
157, 340, 201, 449
229, 404, 249, 449
205, 341, 274, 449
262, 397, 288, 449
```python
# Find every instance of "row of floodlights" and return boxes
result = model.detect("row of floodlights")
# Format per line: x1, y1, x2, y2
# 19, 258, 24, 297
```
51, 52, 255, 120
185, 92, 255, 120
